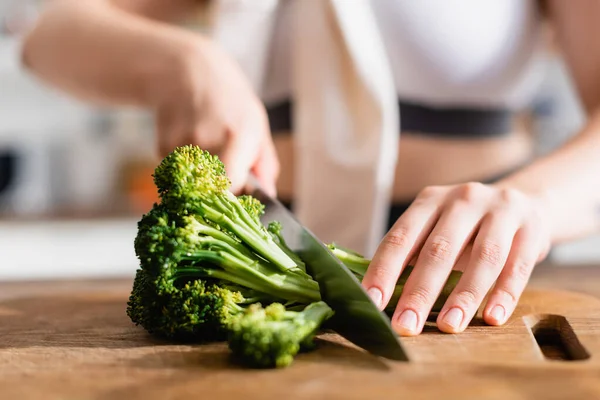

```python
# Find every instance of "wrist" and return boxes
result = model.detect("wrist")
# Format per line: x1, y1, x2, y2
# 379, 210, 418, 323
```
493, 176, 557, 242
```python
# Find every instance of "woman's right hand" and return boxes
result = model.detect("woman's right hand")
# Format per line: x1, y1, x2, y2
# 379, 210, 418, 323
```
152, 37, 279, 196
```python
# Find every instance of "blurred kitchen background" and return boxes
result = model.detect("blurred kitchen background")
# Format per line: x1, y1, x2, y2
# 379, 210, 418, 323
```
1, 1, 599, 281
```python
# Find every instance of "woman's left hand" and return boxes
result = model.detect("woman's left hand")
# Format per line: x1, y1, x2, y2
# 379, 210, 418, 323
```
361, 182, 552, 336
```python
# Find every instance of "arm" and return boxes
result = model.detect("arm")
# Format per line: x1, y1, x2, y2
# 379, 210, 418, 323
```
361, 0, 600, 337
22, 0, 279, 195
21, 0, 205, 107
496, 0, 600, 244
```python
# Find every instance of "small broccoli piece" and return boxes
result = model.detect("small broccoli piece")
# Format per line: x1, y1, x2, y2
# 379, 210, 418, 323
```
327, 243, 462, 313
227, 301, 334, 368
151, 145, 299, 273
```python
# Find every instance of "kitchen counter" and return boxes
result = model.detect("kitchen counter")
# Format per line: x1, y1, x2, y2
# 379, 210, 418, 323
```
1, 263, 600, 400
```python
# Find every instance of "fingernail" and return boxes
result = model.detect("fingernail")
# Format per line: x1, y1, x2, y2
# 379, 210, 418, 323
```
367, 287, 382, 309
442, 307, 464, 330
395, 309, 418, 333
490, 305, 506, 323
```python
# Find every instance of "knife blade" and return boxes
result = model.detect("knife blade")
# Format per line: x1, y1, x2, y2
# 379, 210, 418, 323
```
250, 186, 409, 361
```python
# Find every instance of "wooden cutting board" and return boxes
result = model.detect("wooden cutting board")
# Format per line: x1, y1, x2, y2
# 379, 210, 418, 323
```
0, 278, 599, 400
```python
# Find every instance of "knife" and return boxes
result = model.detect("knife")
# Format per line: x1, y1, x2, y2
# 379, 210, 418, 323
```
249, 185, 409, 361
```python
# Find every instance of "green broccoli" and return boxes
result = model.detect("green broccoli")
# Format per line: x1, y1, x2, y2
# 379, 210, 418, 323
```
127, 269, 248, 341
127, 204, 323, 340
237, 194, 266, 223
327, 243, 462, 313
267, 221, 307, 272
137, 205, 319, 302
152, 145, 299, 273
227, 301, 334, 368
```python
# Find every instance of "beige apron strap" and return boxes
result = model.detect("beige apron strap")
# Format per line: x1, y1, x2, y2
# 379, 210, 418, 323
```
292, 0, 399, 256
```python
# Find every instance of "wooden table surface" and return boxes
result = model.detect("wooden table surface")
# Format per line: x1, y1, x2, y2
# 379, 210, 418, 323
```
1, 263, 600, 400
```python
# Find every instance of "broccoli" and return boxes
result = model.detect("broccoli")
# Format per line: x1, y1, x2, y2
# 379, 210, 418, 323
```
227, 301, 334, 368
152, 145, 299, 273
267, 221, 307, 272
135, 205, 319, 302
237, 194, 266, 223
127, 269, 249, 341
127, 204, 322, 340
127, 146, 325, 346
327, 243, 462, 314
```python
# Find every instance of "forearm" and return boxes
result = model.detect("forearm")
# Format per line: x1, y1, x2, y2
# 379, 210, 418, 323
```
21, 0, 203, 107
497, 111, 600, 244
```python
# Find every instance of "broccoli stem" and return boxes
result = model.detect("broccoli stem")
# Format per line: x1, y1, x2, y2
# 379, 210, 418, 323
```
189, 217, 243, 249
288, 301, 334, 334
385, 267, 463, 314
226, 301, 244, 316
327, 244, 370, 276
195, 196, 299, 273
328, 243, 463, 313
267, 222, 307, 273
178, 245, 321, 303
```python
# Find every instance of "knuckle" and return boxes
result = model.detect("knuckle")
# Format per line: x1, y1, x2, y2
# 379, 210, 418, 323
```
509, 259, 534, 282
455, 182, 486, 203
498, 187, 525, 209
499, 187, 518, 203
383, 227, 411, 250
426, 236, 453, 262
494, 287, 519, 305
477, 240, 504, 266
404, 286, 434, 308
364, 263, 394, 284
453, 286, 480, 306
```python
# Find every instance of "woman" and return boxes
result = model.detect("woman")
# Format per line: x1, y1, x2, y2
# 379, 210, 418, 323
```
20, 0, 600, 337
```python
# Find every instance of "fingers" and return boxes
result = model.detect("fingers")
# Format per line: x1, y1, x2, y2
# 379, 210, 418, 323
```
361, 192, 443, 311
390, 199, 483, 336
220, 108, 273, 195
250, 133, 280, 198
436, 210, 521, 333
482, 223, 541, 326
157, 104, 275, 196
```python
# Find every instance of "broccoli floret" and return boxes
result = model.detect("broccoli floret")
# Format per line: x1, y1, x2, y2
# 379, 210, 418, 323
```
135, 204, 320, 302
227, 301, 334, 368
151, 145, 298, 273
327, 243, 463, 313
128, 199, 322, 341
237, 194, 266, 223
127, 269, 246, 341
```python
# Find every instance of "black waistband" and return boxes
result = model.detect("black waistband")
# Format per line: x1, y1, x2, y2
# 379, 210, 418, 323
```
266, 99, 514, 138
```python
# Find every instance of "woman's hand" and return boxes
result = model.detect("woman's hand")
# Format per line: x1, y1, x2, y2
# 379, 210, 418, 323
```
362, 182, 551, 336
21, 0, 279, 195
153, 37, 279, 196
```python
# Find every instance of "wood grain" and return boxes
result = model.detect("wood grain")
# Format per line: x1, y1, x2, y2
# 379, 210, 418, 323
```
1, 267, 600, 400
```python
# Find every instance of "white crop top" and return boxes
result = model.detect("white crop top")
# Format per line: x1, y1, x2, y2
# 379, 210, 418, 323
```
261, 0, 548, 110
